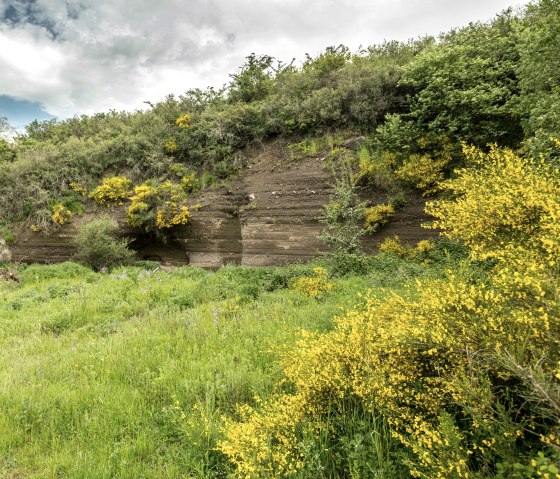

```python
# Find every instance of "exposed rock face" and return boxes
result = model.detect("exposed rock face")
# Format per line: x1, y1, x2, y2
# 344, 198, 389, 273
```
10, 141, 439, 267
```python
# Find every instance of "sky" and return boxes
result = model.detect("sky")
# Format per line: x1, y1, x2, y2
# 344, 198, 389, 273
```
0, 0, 520, 130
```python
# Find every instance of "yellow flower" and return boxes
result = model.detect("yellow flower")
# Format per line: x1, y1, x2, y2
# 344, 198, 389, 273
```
89, 176, 132, 207
51, 204, 72, 225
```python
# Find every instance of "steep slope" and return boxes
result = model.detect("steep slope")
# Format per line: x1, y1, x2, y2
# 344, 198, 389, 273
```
10, 140, 437, 267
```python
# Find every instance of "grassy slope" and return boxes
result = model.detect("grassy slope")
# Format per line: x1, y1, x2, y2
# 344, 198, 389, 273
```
0, 257, 435, 478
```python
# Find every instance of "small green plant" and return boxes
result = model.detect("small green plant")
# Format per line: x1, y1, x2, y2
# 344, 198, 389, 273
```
319, 150, 367, 255
288, 138, 319, 160
73, 216, 134, 270
181, 172, 200, 193
200, 171, 217, 188
389, 191, 406, 209
0, 225, 15, 245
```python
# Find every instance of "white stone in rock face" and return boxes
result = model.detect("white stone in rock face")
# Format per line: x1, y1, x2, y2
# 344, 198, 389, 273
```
0, 238, 12, 262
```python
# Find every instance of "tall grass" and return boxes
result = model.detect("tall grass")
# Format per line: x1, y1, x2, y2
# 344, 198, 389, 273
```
0, 257, 443, 478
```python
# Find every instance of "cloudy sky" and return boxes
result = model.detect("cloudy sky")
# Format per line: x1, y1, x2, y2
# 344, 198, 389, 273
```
0, 0, 519, 129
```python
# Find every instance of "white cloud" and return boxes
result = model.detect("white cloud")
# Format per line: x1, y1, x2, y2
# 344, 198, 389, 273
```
0, 0, 520, 119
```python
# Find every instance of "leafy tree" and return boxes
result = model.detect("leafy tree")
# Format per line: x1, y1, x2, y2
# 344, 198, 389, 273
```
0, 139, 15, 163
400, 11, 523, 147
319, 151, 367, 255
516, 0, 560, 153
228, 53, 275, 103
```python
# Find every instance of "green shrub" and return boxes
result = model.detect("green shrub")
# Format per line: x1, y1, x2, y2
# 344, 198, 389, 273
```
323, 252, 372, 277
73, 216, 134, 270
319, 151, 367, 255
0, 225, 15, 245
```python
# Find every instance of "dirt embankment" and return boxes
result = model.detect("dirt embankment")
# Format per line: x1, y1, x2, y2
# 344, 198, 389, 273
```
10, 140, 438, 267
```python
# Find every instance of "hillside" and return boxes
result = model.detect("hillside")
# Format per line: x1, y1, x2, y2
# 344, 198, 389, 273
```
7, 139, 437, 267
0, 1, 559, 478
0, 0, 558, 264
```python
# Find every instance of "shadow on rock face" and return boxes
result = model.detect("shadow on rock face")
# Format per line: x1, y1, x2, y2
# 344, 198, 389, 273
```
128, 236, 189, 266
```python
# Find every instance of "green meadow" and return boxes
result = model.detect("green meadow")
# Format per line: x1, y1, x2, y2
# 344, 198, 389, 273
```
0, 256, 436, 478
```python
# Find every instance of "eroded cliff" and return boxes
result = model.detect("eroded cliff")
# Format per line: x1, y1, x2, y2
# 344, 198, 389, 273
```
10, 141, 438, 267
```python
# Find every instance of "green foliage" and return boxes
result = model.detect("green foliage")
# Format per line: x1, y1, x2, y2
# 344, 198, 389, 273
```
0, 225, 15, 245
200, 171, 216, 188
516, 0, 560, 156
319, 151, 367, 255
0, 256, 435, 478
2, 0, 560, 257
48, 190, 85, 216
0, 139, 15, 162
228, 53, 275, 104
496, 451, 560, 479
0, 40, 427, 222
400, 11, 523, 147
72, 216, 134, 270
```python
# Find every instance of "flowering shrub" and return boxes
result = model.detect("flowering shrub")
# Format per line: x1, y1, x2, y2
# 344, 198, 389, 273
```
291, 267, 334, 299
155, 205, 191, 230
126, 180, 191, 234
379, 236, 435, 260
181, 172, 200, 193
89, 176, 132, 207
363, 202, 394, 232
426, 144, 560, 265
164, 138, 178, 154
69, 182, 87, 197
219, 144, 560, 478
51, 204, 72, 225
175, 114, 192, 129
415, 239, 435, 255
379, 234, 415, 259
394, 137, 454, 195
356, 150, 397, 190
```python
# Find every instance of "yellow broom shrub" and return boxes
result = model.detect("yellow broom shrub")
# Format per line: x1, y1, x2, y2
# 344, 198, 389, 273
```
364, 202, 394, 232
291, 267, 334, 299
89, 176, 133, 207
219, 144, 560, 478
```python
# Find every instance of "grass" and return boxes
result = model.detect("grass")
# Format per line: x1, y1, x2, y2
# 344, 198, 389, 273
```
0, 255, 448, 478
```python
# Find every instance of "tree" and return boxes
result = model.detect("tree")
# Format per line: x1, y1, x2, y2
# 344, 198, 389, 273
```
516, 0, 560, 153
400, 11, 523, 147
228, 53, 275, 103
